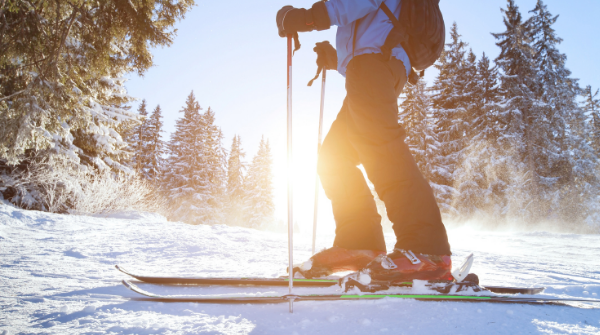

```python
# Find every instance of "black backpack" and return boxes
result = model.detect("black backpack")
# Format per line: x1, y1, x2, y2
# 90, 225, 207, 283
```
379, 0, 445, 83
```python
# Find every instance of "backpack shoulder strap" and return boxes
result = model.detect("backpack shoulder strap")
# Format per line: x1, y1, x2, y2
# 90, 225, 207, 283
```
352, 2, 396, 57
380, 1, 420, 83
380, 2, 408, 60
380, 2, 401, 27
352, 2, 408, 62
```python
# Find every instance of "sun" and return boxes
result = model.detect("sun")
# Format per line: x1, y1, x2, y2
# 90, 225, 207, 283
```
270, 111, 336, 237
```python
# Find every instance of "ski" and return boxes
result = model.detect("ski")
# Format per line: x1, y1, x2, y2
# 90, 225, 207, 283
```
340, 277, 542, 295
121, 280, 598, 306
116, 265, 544, 295
115, 265, 338, 287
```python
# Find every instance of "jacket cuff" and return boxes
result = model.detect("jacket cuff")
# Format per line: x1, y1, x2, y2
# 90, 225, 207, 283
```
311, 1, 331, 31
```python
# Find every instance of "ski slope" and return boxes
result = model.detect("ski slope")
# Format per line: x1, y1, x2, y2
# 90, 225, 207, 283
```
1, 204, 599, 334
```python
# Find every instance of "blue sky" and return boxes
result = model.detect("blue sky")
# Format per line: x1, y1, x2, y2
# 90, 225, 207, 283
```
126, 0, 600, 230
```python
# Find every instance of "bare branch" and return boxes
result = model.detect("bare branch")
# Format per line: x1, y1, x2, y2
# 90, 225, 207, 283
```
53, 7, 79, 65
0, 89, 29, 102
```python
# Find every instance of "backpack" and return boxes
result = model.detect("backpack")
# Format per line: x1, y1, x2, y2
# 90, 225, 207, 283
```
380, 0, 445, 83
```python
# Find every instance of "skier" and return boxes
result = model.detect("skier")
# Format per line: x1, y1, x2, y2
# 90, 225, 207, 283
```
276, 0, 453, 283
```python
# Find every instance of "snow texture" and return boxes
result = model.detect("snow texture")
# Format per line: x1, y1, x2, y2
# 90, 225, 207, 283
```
1, 204, 599, 334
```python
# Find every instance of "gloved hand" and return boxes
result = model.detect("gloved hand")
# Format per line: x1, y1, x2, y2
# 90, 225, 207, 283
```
276, 1, 331, 38
314, 41, 337, 71
308, 41, 337, 86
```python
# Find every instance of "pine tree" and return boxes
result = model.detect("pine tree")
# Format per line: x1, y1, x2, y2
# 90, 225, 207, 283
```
583, 86, 600, 154
525, 1, 568, 217
452, 53, 508, 218
164, 91, 206, 223
120, 99, 148, 170
0, 0, 194, 169
492, 0, 541, 220
0, 0, 194, 210
199, 107, 228, 222
563, 102, 597, 222
399, 79, 454, 214
226, 135, 246, 226
132, 100, 150, 171
143, 105, 166, 182
462, 50, 479, 135
430, 23, 470, 198
471, 53, 504, 144
164, 92, 226, 225
244, 136, 275, 229
525, 0, 590, 222
581, 86, 600, 230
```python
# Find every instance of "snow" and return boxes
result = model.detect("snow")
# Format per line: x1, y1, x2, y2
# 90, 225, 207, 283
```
1, 204, 600, 334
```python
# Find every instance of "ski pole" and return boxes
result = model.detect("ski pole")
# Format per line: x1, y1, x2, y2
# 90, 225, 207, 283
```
312, 69, 326, 255
286, 34, 295, 314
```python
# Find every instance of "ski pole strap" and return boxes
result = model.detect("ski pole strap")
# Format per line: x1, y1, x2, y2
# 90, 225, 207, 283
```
307, 66, 323, 87
308, 41, 337, 86
293, 32, 301, 55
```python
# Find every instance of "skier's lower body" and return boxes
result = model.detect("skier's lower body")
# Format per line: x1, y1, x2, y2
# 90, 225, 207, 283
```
296, 54, 452, 282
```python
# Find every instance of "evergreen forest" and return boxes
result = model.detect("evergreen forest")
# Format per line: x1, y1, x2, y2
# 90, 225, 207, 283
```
401, 0, 600, 231
0, 0, 598, 232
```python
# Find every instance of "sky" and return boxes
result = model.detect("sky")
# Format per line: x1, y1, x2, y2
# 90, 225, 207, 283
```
126, 0, 600, 233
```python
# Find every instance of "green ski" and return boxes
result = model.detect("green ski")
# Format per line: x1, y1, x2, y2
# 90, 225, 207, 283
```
122, 280, 598, 307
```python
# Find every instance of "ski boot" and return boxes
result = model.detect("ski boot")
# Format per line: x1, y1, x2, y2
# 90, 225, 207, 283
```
292, 247, 386, 279
341, 249, 453, 289
365, 249, 453, 282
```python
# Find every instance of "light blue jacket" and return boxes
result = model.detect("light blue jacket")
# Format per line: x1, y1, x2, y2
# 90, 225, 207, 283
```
325, 0, 411, 77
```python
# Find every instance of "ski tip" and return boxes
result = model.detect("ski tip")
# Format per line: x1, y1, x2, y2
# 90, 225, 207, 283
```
115, 265, 131, 276
483, 286, 546, 295
122, 279, 138, 292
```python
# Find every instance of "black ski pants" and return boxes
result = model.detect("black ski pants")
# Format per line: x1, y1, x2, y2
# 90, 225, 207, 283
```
317, 53, 451, 255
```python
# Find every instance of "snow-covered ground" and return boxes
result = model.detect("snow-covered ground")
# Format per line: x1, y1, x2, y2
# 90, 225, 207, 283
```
1, 204, 600, 335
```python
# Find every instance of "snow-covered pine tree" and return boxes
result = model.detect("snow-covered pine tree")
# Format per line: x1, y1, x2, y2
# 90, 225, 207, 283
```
129, 100, 150, 172
399, 79, 454, 214
143, 105, 166, 182
526, 0, 582, 220
430, 23, 470, 201
581, 86, 600, 230
583, 86, 600, 154
492, 0, 542, 220
164, 92, 226, 225
0, 0, 194, 210
452, 53, 508, 219
198, 107, 228, 223
562, 100, 598, 225
461, 50, 479, 135
164, 92, 205, 223
226, 135, 246, 226
244, 136, 275, 229
0, 0, 193, 169
471, 54, 504, 145
117, 99, 148, 171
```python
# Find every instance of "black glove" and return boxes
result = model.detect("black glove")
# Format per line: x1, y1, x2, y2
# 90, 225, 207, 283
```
308, 41, 337, 86
314, 41, 337, 71
276, 2, 331, 38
